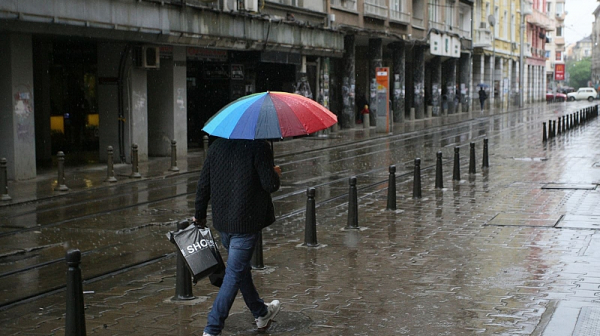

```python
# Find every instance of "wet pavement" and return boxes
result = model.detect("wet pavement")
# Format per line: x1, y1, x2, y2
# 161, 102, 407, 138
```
2, 101, 600, 335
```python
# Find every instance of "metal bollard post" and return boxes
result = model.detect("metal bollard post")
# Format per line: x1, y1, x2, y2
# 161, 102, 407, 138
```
571, 114, 574, 128
482, 138, 489, 169
553, 120, 557, 137
251, 230, 265, 269
1, 158, 11, 201
55, 151, 69, 191
542, 122, 547, 141
386, 165, 397, 210
413, 158, 422, 199
435, 152, 444, 189
304, 188, 319, 247
453, 147, 461, 181
130, 144, 141, 178
105, 146, 118, 183
203, 135, 209, 160
345, 176, 359, 229
173, 220, 195, 300
557, 118, 561, 135
562, 116, 566, 132
469, 142, 476, 175
169, 140, 180, 172
549, 119, 554, 137
65, 249, 86, 336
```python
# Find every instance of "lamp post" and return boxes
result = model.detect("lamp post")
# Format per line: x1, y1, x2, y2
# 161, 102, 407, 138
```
519, 9, 524, 107
488, 14, 496, 108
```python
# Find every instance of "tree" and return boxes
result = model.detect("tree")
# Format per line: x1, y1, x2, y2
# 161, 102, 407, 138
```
567, 57, 591, 89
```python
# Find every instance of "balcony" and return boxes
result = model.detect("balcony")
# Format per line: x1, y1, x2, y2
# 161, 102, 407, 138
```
429, 20, 444, 31
364, 0, 388, 19
527, 8, 554, 30
457, 26, 471, 39
331, 0, 357, 11
473, 29, 492, 48
390, 9, 410, 24
412, 16, 425, 28
554, 11, 566, 21
554, 36, 565, 45
524, 43, 532, 57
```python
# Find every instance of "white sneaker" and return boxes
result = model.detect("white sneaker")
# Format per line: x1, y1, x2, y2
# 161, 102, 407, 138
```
255, 300, 281, 331
203, 333, 217, 336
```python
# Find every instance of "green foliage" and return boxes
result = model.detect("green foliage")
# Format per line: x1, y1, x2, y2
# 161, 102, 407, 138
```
567, 57, 591, 89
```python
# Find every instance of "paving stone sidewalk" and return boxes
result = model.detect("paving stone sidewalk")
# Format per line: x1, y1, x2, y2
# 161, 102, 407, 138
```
2, 102, 600, 335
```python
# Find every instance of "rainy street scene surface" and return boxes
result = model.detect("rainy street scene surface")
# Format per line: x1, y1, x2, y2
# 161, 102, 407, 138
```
3, 101, 600, 335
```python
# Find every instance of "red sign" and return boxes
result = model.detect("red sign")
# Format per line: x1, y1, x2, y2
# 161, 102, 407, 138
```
555, 63, 565, 81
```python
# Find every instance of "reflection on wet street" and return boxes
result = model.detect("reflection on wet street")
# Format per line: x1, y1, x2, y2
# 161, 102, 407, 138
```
2, 102, 600, 335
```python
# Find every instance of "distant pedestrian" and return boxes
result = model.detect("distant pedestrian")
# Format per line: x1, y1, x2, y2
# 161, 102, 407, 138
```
194, 138, 282, 336
478, 87, 488, 111
358, 104, 370, 124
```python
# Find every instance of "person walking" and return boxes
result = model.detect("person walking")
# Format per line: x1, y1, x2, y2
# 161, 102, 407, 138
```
194, 138, 282, 336
478, 87, 488, 111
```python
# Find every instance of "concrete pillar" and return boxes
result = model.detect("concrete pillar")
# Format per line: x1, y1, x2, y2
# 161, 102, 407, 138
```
488, 55, 495, 109
431, 57, 442, 116
498, 58, 504, 109
98, 43, 126, 162
0, 33, 36, 180
148, 46, 187, 158
390, 42, 405, 123
33, 40, 53, 166
459, 53, 471, 113
413, 46, 425, 119
443, 58, 457, 114
473, 54, 484, 110
341, 35, 356, 129
368, 38, 382, 126
128, 68, 148, 162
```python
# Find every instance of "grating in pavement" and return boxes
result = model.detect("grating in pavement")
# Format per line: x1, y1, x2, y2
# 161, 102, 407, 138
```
541, 184, 597, 190
556, 214, 600, 230
573, 306, 600, 336
486, 213, 562, 227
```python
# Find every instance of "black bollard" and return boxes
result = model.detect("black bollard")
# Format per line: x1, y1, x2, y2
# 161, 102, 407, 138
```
571, 114, 574, 128
553, 120, 557, 137
1, 158, 11, 201
562, 116, 566, 132
435, 152, 444, 189
105, 146, 118, 183
345, 176, 359, 229
65, 249, 86, 336
469, 142, 476, 175
557, 118, 561, 135
413, 158, 422, 199
542, 122, 547, 141
482, 138, 489, 169
55, 151, 69, 191
549, 119, 554, 137
169, 140, 180, 172
304, 188, 319, 246
130, 144, 142, 178
453, 147, 461, 181
173, 220, 195, 301
251, 230, 265, 269
386, 165, 397, 210
203, 135, 209, 160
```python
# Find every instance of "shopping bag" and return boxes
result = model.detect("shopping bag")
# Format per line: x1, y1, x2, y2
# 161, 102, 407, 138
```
204, 228, 226, 288
167, 223, 221, 283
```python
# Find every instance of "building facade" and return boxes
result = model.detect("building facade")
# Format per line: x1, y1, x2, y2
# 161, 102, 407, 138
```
545, 0, 565, 91
593, 1, 600, 89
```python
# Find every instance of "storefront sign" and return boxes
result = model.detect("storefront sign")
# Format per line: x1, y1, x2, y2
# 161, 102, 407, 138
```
555, 63, 565, 81
187, 48, 228, 62
430, 33, 460, 58
231, 64, 244, 80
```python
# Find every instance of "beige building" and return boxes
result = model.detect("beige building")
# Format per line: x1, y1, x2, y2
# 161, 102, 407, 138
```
593, 1, 600, 87
545, 0, 565, 90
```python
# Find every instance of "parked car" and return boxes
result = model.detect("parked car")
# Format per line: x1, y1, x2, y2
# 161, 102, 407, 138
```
567, 88, 597, 102
546, 91, 567, 102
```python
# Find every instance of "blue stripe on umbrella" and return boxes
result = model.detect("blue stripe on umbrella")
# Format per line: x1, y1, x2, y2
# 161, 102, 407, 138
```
254, 94, 282, 139
202, 93, 265, 138
229, 94, 268, 139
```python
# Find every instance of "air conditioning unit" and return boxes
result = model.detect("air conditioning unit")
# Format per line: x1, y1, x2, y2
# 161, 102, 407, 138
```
134, 46, 160, 69
222, 0, 258, 12
512, 42, 518, 50
479, 22, 487, 29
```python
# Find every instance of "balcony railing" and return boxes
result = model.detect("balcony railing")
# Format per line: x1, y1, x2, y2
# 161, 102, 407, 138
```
412, 16, 424, 28
390, 9, 410, 23
331, 0, 357, 11
457, 26, 471, 39
527, 8, 554, 30
473, 29, 492, 47
429, 20, 444, 31
364, 0, 388, 19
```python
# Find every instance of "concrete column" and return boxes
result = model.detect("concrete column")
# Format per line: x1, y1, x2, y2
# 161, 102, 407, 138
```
341, 35, 356, 129
128, 68, 148, 162
148, 46, 187, 158
473, 54, 484, 109
443, 58, 457, 114
33, 40, 53, 166
459, 53, 471, 113
368, 38, 382, 126
98, 43, 126, 162
498, 58, 504, 109
0, 33, 36, 180
390, 42, 405, 123
431, 57, 442, 116
413, 46, 425, 119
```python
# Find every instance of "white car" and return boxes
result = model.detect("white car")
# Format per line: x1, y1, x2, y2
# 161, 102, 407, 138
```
567, 88, 597, 102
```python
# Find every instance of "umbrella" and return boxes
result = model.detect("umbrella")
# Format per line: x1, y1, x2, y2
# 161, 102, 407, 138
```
202, 91, 337, 140
477, 83, 490, 88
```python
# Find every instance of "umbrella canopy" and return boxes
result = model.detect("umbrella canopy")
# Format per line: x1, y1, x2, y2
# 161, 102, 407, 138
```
477, 83, 490, 88
202, 92, 337, 140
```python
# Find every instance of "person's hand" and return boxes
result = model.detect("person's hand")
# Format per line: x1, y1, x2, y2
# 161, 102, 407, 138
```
274, 165, 282, 177
192, 217, 207, 228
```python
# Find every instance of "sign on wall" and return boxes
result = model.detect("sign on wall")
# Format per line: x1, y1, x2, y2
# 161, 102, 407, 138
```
555, 63, 565, 81
430, 33, 461, 58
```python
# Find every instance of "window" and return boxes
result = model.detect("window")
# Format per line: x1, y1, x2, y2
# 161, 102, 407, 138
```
430, 0, 442, 22
545, 50, 550, 58
511, 14, 515, 41
494, 7, 499, 36
556, 51, 562, 61
556, 26, 562, 37
446, 0, 454, 27
503, 10, 508, 38
547, 1, 552, 13
556, 2, 564, 15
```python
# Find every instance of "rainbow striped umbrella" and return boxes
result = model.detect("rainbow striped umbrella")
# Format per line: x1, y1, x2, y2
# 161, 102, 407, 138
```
202, 92, 337, 139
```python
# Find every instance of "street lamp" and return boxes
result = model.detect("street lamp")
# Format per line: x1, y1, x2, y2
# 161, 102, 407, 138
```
488, 14, 496, 108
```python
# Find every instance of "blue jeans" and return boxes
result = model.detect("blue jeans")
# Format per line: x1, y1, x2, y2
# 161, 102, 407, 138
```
204, 232, 267, 335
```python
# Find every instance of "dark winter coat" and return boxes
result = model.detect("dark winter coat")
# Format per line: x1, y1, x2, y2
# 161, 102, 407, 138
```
195, 138, 280, 234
